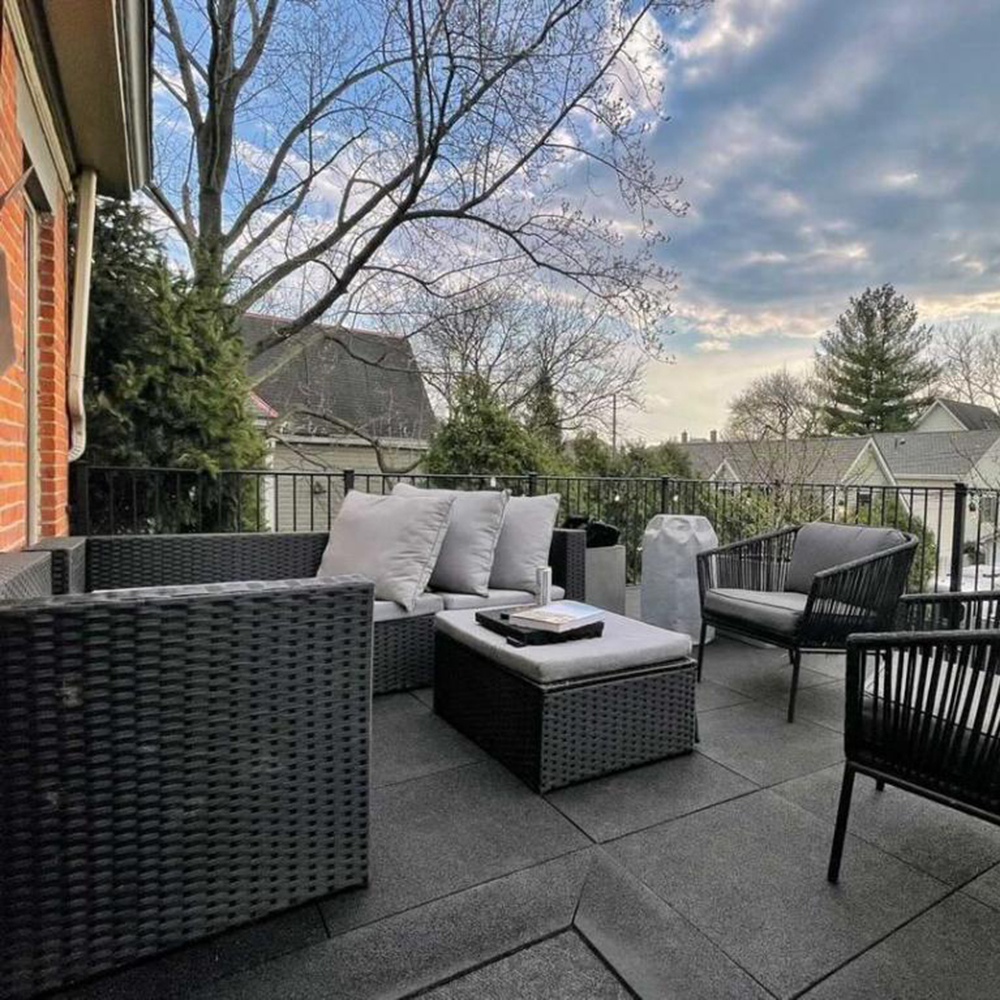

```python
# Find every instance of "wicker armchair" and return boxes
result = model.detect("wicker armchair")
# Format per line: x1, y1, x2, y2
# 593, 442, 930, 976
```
828, 591, 1000, 882
697, 523, 917, 722
0, 575, 373, 998
33, 529, 587, 695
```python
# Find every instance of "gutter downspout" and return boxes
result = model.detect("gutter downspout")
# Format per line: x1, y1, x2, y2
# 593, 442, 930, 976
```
68, 169, 97, 462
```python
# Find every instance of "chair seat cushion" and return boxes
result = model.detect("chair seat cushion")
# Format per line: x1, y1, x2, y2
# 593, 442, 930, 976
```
436, 585, 565, 611
786, 522, 908, 594
373, 592, 444, 622
703, 588, 808, 637
436, 608, 691, 684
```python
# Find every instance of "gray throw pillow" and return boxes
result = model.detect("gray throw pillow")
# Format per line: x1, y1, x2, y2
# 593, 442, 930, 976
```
318, 491, 454, 610
785, 522, 908, 594
392, 483, 508, 596
489, 494, 561, 593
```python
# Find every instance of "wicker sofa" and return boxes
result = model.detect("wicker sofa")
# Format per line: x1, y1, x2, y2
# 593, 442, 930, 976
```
33, 528, 587, 694
0, 573, 373, 999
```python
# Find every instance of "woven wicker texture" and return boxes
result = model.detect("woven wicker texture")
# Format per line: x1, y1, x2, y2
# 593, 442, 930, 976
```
0, 552, 51, 601
27, 536, 87, 594
435, 633, 695, 793
0, 576, 372, 999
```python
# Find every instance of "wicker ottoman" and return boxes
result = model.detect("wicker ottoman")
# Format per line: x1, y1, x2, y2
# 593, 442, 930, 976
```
434, 610, 696, 793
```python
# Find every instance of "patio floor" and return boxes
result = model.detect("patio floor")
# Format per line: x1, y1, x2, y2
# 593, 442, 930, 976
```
57, 632, 1000, 999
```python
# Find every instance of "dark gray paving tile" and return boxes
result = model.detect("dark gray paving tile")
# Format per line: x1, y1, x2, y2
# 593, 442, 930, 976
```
421, 931, 630, 1000
194, 850, 596, 1000
372, 693, 487, 788
695, 678, 750, 712
802, 893, 1000, 999
608, 790, 947, 999
700, 641, 836, 704
411, 686, 435, 709
800, 651, 845, 681
696, 701, 844, 786
56, 903, 326, 999
763, 681, 846, 733
575, 852, 771, 1000
774, 765, 1000, 886
963, 862, 1000, 912
548, 750, 756, 841
321, 761, 590, 935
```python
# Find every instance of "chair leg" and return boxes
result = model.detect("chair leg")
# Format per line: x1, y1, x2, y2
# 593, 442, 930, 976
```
875, 779, 885, 792
696, 620, 707, 682
787, 648, 801, 723
828, 764, 856, 883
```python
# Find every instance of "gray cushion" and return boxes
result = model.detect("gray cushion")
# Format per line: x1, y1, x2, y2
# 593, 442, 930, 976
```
393, 484, 508, 596
489, 494, 561, 593
786, 522, 908, 594
703, 588, 809, 637
436, 609, 692, 684
373, 592, 444, 622
318, 491, 453, 611
436, 585, 565, 611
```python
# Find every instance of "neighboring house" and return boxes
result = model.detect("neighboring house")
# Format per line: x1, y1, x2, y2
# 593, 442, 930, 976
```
676, 400, 1000, 586
0, 1, 151, 555
241, 313, 436, 530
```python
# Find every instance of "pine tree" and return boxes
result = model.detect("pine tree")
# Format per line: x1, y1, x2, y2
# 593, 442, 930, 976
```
523, 373, 563, 452
816, 284, 939, 434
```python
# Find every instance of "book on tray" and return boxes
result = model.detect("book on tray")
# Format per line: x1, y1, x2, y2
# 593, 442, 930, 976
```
508, 601, 605, 633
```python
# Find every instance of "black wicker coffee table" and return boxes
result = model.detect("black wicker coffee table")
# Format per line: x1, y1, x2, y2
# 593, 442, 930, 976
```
434, 610, 697, 793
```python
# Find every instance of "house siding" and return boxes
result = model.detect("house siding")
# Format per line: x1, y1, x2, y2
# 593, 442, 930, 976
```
0, 20, 71, 550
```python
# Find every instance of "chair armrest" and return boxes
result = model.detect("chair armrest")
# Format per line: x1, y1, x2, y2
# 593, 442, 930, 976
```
697, 525, 799, 597
550, 528, 586, 600
898, 590, 1000, 632
801, 538, 917, 644
26, 536, 88, 593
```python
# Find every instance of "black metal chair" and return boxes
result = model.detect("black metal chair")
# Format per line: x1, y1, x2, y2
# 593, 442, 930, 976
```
696, 523, 917, 722
828, 590, 1000, 883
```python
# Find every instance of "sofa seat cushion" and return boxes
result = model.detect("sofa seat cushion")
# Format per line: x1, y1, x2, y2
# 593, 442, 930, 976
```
436, 585, 565, 611
436, 608, 692, 684
703, 588, 809, 637
374, 592, 444, 622
786, 522, 908, 594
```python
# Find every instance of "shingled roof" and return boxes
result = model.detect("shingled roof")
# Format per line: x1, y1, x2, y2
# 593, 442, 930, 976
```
925, 398, 1000, 431
241, 314, 436, 440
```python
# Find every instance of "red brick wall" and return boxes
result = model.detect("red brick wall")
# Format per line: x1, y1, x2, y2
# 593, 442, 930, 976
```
0, 19, 71, 550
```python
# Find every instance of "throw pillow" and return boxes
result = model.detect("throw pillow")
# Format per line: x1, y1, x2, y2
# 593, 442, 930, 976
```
392, 483, 508, 596
318, 491, 454, 610
489, 494, 561, 593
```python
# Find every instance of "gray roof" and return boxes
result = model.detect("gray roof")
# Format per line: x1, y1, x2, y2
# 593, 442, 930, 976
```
930, 398, 1000, 431
241, 314, 436, 440
677, 429, 1000, 483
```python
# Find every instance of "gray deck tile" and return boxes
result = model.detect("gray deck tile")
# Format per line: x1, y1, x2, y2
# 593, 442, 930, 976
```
695, 677, 751, 712
575, 852, 772, 1000
696, 700, 844, 786
773, 764, 1000, 886
608, 790, 948, 999
801, 893, 1000, 999
372, 693, 487, 788
420, 931, 630, 1000
962, 862, 1000, 912
699, 640, 836, 704
762, 680, 846, 733
548, 750, 756, 842
191, 850, 596, 1000
321, 761, 590, 935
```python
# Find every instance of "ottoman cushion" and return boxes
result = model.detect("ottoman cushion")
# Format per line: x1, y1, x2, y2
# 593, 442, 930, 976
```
435, 609, 691, 684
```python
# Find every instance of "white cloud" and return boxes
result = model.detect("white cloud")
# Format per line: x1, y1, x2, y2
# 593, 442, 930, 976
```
882, 171, 920, 189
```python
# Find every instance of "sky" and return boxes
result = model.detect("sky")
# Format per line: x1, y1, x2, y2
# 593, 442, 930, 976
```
622, 0, 1000, 442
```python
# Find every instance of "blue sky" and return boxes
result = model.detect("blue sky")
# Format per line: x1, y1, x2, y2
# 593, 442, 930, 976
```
625, 0, 1000, 440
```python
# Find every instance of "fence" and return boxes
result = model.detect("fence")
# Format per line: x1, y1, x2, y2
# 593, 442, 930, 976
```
71, 464, 1000, 592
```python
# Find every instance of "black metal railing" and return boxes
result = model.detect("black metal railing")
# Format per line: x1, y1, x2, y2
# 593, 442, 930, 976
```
71, 464, 1000, 591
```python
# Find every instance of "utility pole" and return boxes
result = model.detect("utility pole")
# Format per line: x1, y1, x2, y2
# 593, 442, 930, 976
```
611, 394, 618, 455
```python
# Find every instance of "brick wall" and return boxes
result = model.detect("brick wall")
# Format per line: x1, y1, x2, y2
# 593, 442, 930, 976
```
0, 19, 71, 550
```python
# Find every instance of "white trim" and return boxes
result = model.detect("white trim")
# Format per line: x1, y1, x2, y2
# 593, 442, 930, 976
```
3, 3, 74, 197
842, 437, 897, 486
273, 434, 430, 449
68, 170, 98, 461
710, 459, 740, 482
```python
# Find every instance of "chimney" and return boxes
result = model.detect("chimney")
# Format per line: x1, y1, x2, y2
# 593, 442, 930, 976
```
680, 431, 689, 444
710, 429, 718, 443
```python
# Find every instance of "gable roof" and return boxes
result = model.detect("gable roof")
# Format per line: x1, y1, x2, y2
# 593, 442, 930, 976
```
241, 314, 436, 441
919, 398, 1000, 431
676, 429, 1000, 484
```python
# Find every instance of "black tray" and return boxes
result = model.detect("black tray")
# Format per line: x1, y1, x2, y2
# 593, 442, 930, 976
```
475, 607, 604, 646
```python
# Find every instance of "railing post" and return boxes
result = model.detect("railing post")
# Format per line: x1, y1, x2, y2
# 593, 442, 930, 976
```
69, 461, 90, 535
343, 468, 355, 495
527, 471, 537, 497
950, 481, 968, 593
660, 476, 672, 513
